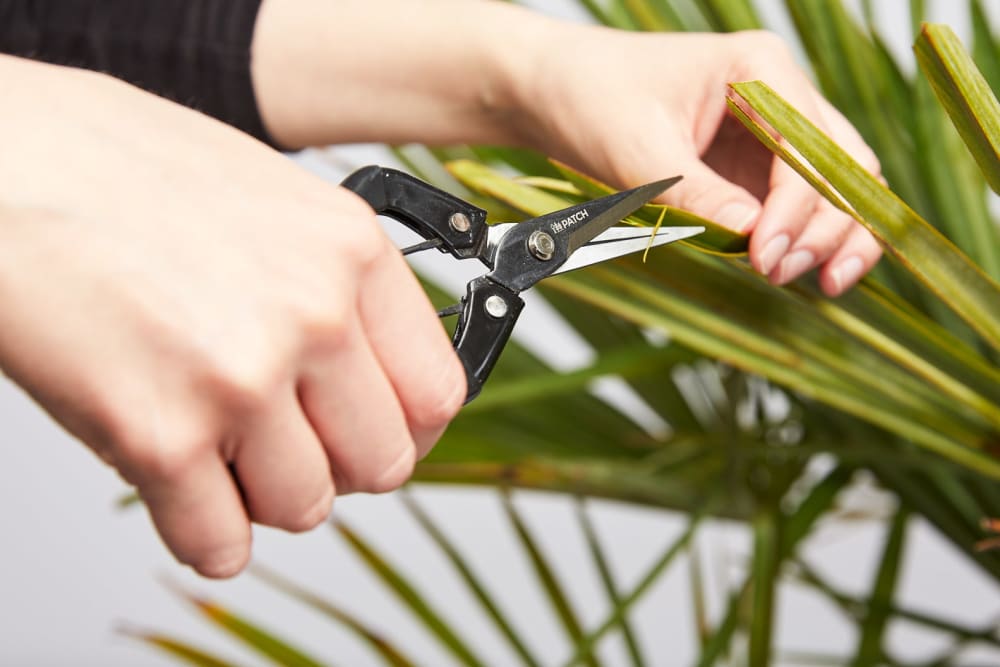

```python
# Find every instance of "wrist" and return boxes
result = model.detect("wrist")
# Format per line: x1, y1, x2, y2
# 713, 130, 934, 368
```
250, 0, 554, 149
473, 3, 557, 150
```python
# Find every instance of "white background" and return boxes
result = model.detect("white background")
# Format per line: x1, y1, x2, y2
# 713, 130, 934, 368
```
3, 2, 1000, 665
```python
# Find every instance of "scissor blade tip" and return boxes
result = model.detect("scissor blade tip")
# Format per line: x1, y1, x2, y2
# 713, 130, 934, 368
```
653, 175, 683, 189
640, 175, 683, 200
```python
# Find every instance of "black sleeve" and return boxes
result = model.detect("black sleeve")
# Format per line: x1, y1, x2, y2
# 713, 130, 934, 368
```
0, 0, 277, 146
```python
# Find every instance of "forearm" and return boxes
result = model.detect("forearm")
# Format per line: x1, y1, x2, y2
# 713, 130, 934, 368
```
250, 0, 550, 149
0, 53, 262, 214
0, 0, 272, 143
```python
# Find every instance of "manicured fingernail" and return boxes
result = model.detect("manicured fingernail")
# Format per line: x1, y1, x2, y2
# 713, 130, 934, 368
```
831, 255, 864, 294
758, 233, 790, 275
714, 202, 759, 232
776, 249, 815, 284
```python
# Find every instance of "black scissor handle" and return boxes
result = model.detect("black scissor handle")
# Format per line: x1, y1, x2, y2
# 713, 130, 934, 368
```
341, 165, 489, 260
342, 166, 520, 403
453, 277, 524, 403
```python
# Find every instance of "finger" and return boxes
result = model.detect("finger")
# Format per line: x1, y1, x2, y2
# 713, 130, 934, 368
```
359, 243, 465, 459
134, 448, 251, 578
729, 42, 836, 277
814, 94, 882, 177
299, 318, 416, 494
231, 394, 334, 532
818, 224, 884, 297
750, 165, 819, 277
764, 93, 882, 286
654, 142, 762, 233
770, 198, 854, 285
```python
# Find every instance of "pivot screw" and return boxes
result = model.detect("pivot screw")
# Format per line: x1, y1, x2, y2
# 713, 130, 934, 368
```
527, 230, 556, 261
484, 295, 508, 318
449, 212, 471, 233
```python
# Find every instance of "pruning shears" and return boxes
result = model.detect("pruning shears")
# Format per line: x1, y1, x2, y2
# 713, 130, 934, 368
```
342, 166, 703, 403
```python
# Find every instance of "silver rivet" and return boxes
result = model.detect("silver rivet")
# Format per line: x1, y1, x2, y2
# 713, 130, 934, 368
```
484, 295, 508, 318
449, 212, 471, 233
528, 230, 556, 261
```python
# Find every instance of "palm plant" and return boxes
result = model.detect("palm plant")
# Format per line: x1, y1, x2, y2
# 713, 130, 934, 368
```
125, 1, 1000, 665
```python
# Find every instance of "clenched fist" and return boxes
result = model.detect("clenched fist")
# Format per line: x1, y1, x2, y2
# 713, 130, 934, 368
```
0, 56, 465, 577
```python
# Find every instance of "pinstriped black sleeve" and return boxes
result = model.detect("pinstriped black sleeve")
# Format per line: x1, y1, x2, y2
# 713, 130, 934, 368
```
0, 0, 276, 145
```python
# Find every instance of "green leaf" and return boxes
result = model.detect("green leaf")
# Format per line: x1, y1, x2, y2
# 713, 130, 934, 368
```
334, 521, 487, 667
874, 465, 1000, 581
463, 342, 686, 416
790, 283, 1000, 430
785, 0, 930, 215
550, 264, 1000, 477
911, 72, 1000, 283
749, 510, 779, 667
560, 507, 706, 667
914, 23, 1000, 280
849, 509, 909, 666
688, 542, 709, 652
795, 557, 1000, 649
249, 564, 418, 667
728, 80, 1000, 353
400, 492, 543, 667
780, 465, 854, 560
698, 0, 762, 31
575, 500, 646, 667
621, 0, 678, 31
167, 585, 328, 667
916, 24, 1000, 194
695, 587, 745, 667
500, 492, 599, 667
972, 0, 1000, 94
121, 629, 244, 667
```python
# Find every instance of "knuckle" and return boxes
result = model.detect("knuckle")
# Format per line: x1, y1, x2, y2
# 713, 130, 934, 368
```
336, 186, 378, 221
336, 207, 391, 270
123, 433, 210, 483
90, 388, 219, 484
100, 405, 215, 483
199, 352, 283, 416
297, 299, 353, 352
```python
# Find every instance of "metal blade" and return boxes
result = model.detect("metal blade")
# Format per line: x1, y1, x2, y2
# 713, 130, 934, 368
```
485, 176, 684, 293
552, 225, 704, 275
562, 176, 682, 255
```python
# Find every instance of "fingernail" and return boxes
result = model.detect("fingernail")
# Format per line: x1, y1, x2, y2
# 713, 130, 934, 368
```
195, 548, 248, 579
831, 255, 864, 294
714, 202, 759, 232
776, 249, 815, 284
758, 233, 790, 275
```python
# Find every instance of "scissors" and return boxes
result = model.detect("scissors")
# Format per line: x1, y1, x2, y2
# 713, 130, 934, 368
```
342, 166, 703, 403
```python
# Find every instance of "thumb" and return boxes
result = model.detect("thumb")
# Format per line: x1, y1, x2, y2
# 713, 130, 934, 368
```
657, 158, 761, 233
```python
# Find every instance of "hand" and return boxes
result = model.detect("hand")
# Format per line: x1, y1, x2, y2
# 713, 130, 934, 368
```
0, 57, 465, 577
515, 28, 883, 296
247, 3, 881, 295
